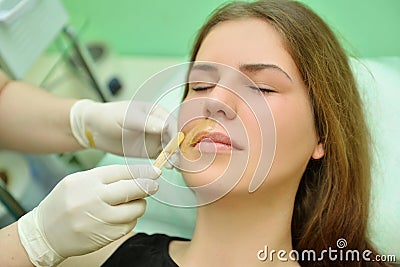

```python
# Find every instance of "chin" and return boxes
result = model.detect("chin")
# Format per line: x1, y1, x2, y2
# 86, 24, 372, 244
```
180, 155, 230, 186
179, 153, 254, 204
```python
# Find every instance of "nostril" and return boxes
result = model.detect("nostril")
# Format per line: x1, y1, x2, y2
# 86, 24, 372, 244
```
203, 98, 237, 120
216, 110, 227, 117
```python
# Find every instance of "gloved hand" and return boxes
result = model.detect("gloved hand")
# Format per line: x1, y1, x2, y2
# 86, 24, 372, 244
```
70, 99, 177, 158
18, 164, 160, 266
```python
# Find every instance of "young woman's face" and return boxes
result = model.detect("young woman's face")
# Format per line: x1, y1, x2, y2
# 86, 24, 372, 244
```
178, 18, 324, 200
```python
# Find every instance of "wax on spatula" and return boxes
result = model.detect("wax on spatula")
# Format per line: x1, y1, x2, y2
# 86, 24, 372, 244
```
153, 132, 185, 169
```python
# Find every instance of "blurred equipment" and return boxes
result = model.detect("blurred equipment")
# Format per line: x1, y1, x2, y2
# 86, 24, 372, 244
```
107, 76, 123, 96
63, 26, 107, 101
0, 0, 107, 101
0, 178, 26, 220
0, 0, 68, 79
0, 152, 33, 222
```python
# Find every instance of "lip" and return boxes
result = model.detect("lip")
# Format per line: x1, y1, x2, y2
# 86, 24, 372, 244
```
190, 131, 241, 152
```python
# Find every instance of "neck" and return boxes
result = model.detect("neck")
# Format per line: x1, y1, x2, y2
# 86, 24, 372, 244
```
181, 185, 299, 267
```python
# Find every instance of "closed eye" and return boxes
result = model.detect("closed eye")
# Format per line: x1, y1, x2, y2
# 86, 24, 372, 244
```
190, 82, 216, 91
249, 85, 276, 94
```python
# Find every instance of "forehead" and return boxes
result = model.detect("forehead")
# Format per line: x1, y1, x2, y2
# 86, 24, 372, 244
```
196, 18, 300, 81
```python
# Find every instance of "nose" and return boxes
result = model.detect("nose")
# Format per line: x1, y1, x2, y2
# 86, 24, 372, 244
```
203, 86, 237, 120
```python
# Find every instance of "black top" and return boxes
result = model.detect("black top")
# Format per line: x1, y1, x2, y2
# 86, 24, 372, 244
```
102, 233, 189, 267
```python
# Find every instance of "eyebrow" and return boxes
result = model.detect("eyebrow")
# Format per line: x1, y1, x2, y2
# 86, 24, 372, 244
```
190, 63, 219, 72
190, 62, 292, 82
239, 63, 292, 82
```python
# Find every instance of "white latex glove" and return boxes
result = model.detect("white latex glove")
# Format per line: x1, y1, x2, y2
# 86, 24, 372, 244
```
70, 99, 176, 158
18, 164, 160, 266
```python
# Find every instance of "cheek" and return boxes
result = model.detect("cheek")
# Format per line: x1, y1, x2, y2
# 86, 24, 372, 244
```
238, 103, 276, 190
178, 96, 213, 131
243, 108, 263, 159
178, 98, 197, 132
269, 95, 318, 179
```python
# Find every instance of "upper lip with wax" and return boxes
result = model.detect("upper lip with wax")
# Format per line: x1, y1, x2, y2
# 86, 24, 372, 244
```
190, 131, 242, 150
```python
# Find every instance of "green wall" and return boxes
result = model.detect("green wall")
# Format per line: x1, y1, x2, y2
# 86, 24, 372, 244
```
61, 0, 400, 58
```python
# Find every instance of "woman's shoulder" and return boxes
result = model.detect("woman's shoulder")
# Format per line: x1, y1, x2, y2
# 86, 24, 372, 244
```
102, 233, 189, 267
123, 232, 187, 246
59, 232, 189, 267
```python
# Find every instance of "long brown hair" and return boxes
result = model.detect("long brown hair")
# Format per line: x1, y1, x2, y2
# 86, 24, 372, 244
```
184, 0, 387, 266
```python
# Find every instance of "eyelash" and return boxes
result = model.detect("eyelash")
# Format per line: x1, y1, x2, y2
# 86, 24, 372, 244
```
190, 84, 215, 91
191, 86, 212, 91
249, 86, 276, 94
190, 85, 276, 94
